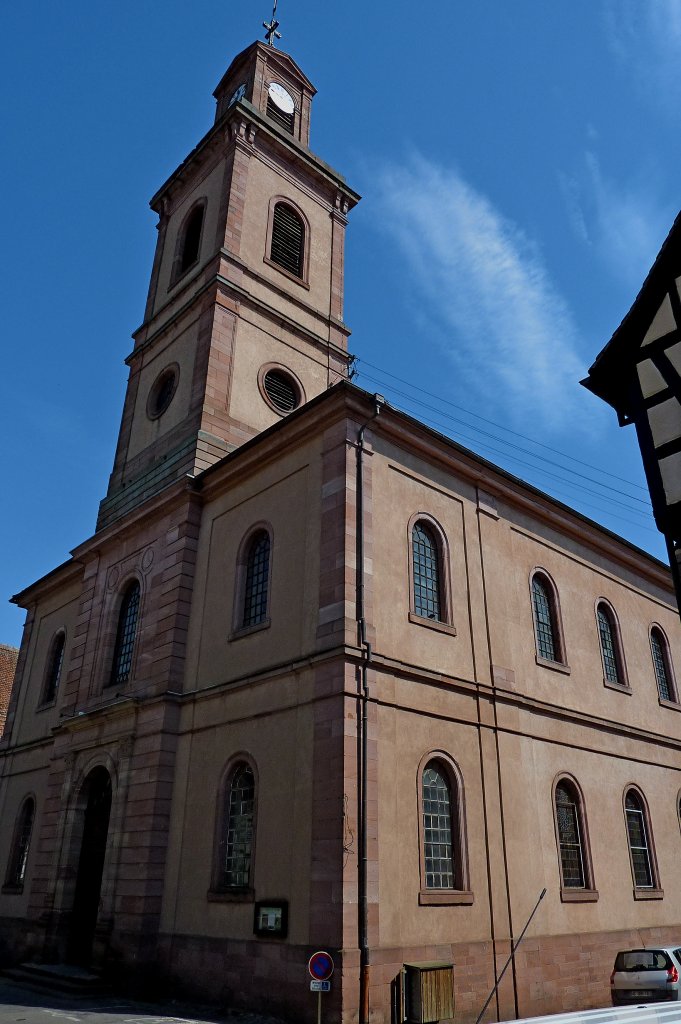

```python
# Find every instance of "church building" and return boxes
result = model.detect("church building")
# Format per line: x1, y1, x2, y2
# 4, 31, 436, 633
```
2, 33, 681, 1024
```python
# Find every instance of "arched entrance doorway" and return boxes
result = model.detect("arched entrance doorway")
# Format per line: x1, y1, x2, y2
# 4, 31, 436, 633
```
66, 766, 112, 966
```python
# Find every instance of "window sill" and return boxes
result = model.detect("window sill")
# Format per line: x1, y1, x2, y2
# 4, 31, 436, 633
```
409, 613, 457, 637
659, 697, 681, 712
168, 257, 200, 293
263, 256, 310, 290
229, 618, 271, 642
535, 655, 571, 675
36, 698, 57, 712
419, 890, 474, 906
633, 887, 664, 900
560, 888, 599, 903
604, 679, 631, 694
207, 887, 255, 903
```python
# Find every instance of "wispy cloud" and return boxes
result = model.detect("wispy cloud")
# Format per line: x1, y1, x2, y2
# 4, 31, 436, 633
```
559, 153, 672, 289
368, 154, 591, 433
604, 1, 681, 98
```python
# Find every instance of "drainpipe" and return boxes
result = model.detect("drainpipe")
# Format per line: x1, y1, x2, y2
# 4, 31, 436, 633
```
356, 394, 384, 1024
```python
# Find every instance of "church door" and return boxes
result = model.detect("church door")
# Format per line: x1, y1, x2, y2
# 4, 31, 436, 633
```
66, 766, 112, 966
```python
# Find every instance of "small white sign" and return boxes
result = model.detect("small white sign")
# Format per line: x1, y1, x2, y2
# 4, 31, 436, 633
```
310, 980, 331, 993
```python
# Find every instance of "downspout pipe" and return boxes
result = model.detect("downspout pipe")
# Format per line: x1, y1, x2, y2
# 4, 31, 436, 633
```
356, 394, 384, 1024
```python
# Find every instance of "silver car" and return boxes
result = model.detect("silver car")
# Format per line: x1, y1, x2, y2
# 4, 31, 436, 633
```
611, 947, 681, 1005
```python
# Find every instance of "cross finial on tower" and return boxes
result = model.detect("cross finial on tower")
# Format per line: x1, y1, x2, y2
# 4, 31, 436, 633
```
263, 0, 282, 46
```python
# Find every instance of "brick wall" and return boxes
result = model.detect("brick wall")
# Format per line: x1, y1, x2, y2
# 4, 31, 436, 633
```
0, 645, 18, 735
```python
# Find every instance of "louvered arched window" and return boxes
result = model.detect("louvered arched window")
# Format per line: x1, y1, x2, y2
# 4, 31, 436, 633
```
269, 202, 305, 278
41, 630, 65, 705
554, 780, 588, 889
625, 789, 656, 889
597, 602, 625, 686
4, 797, 35, 892
531, 572, 563, 663
219, 762, 256, 889
242, 531, 271, 628
412, 522, 442, 621
650, 626, 676, 702
108, 581, 141, 689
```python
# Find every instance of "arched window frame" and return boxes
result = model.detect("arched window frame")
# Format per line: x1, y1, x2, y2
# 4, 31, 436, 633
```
105, 577, 142, 691
407, 513, 456, 637
264, 196, 310, 288
416, 752, 472, 905
649, 624, 678, 705
529, 568, 568, 671
39, 629, 67, 707
622, 786, 662, 898
230, 523, 273, 639
551, 774, 597, 902
3, 795, 36, 894
170, 197, 207, 288
677, 787, 681, 836
210, 754, 258, 899
595, 599, 629, 691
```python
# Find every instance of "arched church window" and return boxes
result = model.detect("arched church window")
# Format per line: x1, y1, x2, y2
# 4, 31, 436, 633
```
242, 532, 270, 629
412, 522, 443, 622
41, 630, 65, 705
219, 762, 256, 889
179, 205, 204, 275
108, 581, 141, 689
270, 202, 304, 278
531, 571, 564, 664
4, 796, 35, 892
597, 602, 626, 687
650, 626, 676, 702
624, 789, 657, 889
554, 779, 591, 890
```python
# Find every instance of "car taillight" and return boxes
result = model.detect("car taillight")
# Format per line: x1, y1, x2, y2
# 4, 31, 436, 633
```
610, 970, 616, 986
667, 966, 679, 984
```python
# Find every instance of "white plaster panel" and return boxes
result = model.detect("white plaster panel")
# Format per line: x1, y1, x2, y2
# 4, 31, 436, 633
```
648, 398, 681, 449
660, 452, 681, 504
641, 293, 676, 346
666, 340, 681, 376
637, 359, 666, 398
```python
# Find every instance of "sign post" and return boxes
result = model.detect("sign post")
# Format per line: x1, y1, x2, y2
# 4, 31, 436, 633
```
308, 951, 334, 1024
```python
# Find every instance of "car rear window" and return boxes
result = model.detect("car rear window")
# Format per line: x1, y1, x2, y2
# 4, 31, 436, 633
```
614, 950, 672, 972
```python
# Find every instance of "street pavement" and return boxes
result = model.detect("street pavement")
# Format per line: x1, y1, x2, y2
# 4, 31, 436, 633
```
0, 979, 288, 1024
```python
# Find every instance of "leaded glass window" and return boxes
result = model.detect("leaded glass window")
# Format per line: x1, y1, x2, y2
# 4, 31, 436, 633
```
422, 763, 455, 889
651, 628, 674, 702
412, 522, 442, 621
42, 631, 65, 704
270, 203, 304, 278
555, 782, 586, 888
108, 581, 141, 689
532, 575, 560, 662
598, 605, 621, 685
5, 798, 34, 890
222, 764, 255, 888
625, 791, 653, 888
242, 532, 270, 628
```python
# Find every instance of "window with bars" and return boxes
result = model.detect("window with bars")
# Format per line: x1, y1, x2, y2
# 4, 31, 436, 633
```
555, 781, 587, 888
242, 532, 270, 628
422, 762, 457, 889
625, 790, 655, 888
220, 763, 255, 889
270, 202, 304, 278
108, 581, 141, 689
412, 522, 442, 621
597, 603, 623, 685
651, 627, 675, 702
41, 631, 65, 705
4, 797, 35, 891
532, 574, 561, 663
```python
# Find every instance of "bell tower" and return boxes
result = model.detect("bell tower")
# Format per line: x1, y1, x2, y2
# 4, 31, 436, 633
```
98, 41, 360, 530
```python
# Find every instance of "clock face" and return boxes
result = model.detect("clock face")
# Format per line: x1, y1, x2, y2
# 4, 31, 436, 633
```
268, 82, 295, 115
228, 83, 246, 107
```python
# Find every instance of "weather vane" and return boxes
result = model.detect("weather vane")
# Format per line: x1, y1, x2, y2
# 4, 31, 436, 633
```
263, 0, 281, 46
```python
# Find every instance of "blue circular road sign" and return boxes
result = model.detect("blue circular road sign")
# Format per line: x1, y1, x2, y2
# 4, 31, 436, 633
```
308, 951, 334, 981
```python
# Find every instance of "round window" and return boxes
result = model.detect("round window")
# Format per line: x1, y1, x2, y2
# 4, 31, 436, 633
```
262, 368, 300, 413
147, 365, 179, 419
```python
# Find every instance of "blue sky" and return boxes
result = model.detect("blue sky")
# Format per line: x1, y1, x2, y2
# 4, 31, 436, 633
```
1, 1, 679, 645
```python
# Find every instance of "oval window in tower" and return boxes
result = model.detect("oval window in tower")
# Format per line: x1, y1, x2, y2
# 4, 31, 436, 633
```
258, 364, 304, 415
147, 364, 179, 419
